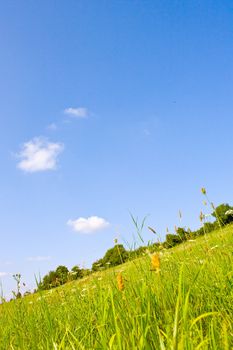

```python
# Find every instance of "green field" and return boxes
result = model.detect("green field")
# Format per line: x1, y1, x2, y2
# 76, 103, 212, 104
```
1, 224, 233, 349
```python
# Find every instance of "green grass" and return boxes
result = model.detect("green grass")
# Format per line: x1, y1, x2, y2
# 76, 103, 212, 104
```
1, 225, 233, 349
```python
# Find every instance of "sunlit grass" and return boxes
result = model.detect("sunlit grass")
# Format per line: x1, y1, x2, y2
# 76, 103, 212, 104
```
0, 224, 233, 349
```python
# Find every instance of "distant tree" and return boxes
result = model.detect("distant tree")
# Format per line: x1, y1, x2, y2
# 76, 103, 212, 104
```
203, 221, 217, 233
164, 234, 181, 248
176, 227, 189, 241
55, 265, 69, 285
131, 246, 147, 258
70, 265, 83, 280
102, 244, 128, 266
92, 258, 104, 272
40, 270, 58, 290
212, 203, 233, 226
80, 268, 91, 277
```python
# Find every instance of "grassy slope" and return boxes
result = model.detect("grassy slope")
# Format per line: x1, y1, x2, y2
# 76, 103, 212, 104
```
1, 224, 233, 349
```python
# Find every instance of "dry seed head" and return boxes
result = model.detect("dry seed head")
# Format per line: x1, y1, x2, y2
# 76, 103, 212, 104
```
199, 211, 204, 222
117, 273, 124, 291
151, 253, 160, 271
201, 187, 206, 195
148, 226, 156, 234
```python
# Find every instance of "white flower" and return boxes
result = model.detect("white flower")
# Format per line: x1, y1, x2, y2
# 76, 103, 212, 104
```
225, 209, 233, 216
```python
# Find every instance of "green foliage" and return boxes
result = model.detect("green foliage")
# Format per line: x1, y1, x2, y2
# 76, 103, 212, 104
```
212, 203, 233, 225
203, 221, 218, 233
164, 233, 181, 248
92, 258, 104, 272
176, 227, 189, 241
103, 244, 128, 266
55, 265, 69, 284
70, 265, 83, 280
92, 244, 129, 271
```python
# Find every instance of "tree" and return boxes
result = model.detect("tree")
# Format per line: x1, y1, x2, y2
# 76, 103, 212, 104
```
176, 227, 189, 241
102, 244, 128, 266
212, 203, 233, 226
70, 265, 84, 280
40, 270, 59, 290
164, 234, 181, 248
92, 258, 104, 272
55, 265, 69, 285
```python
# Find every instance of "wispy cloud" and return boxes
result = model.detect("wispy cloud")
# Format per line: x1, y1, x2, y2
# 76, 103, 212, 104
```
64, 107, 88, 118
26, 256, 52, 262
47, 123, 58, 131
67, 216, 109, 234
17, 137, 64, 173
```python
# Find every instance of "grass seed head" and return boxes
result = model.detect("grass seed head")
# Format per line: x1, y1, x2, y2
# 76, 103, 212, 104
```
117, 273, 124, 291
201, 187, 206, 195
199, 211, 204, 222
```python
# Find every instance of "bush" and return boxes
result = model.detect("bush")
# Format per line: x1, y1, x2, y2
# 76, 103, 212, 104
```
164, 234, 181, 248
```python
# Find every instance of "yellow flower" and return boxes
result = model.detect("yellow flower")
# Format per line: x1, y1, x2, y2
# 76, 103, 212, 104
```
151, 254, 160, 271
117, 273, 124, 291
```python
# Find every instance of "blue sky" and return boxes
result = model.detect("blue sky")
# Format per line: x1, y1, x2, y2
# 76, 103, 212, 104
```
0, 0, 233, 297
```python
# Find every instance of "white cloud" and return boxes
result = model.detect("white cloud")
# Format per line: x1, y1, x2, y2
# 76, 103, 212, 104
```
67, 216, 109, 234
47, 123, 57, 131
26, 256, 52, 262
64, 107, 88, 118
17, 137, 64, 173
0, 272, 8, 277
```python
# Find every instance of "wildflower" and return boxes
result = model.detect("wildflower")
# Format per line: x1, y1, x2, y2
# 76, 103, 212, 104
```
179, 210, 182, 219
117, 273, 124, 291
114, 238, 118, 244
151, 253, 160, 271
210, 245, 219, 250
225, 209, 233, 216
201, 188, 206, 195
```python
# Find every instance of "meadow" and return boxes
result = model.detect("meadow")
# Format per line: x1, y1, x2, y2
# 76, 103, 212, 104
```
0, 224, 232, 349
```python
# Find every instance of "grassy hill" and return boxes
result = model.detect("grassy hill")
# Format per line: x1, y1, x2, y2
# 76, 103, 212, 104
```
1, 224, 233, 349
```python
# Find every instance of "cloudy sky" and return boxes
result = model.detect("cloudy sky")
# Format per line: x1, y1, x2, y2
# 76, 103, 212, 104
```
0, 0, 233, 297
